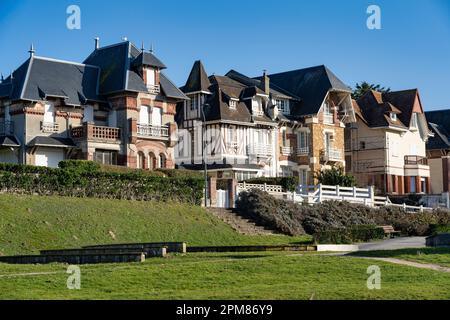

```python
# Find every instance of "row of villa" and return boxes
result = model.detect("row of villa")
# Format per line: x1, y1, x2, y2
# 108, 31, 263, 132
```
0, 40, 449, 196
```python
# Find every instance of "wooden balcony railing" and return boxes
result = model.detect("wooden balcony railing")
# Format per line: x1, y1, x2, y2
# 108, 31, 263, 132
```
248, 144, 272, 157
405, 155, 428, 166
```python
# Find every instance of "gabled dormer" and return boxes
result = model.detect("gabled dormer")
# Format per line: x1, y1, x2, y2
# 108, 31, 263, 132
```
132, 47, 167, 95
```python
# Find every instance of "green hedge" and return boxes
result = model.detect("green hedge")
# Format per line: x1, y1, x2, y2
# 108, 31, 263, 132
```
0, 162, 204, 205
430, 224, 450, 236
243, 177, 299, 192
313, 225, 385, 244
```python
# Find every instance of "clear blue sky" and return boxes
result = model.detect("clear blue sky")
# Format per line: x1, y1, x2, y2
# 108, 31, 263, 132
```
1, 0, 449, 110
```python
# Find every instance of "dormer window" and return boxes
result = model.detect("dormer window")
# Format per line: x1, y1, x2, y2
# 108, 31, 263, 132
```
252, 98, 264, 116
229, 99, 238, 109
390, 113, 397, 121
276, 99, 290, 114
145, 67, 160, 94
189, 95, 198, 111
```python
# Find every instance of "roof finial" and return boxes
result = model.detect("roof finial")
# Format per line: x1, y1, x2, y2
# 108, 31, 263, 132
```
149, 43, 154, 53
141, 41, 145, 52
94, 37, 100, 50
0, 73, 3, 83
29, 43, 35, 57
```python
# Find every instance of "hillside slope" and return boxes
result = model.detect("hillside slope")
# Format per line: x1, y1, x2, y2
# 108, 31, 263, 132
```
0, 195, 309, 255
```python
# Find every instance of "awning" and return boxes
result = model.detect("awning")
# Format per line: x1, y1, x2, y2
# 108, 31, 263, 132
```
27, 136, 76, 149
0, 136, 20, 147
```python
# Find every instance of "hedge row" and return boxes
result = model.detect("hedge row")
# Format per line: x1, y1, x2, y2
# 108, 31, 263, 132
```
0, 161, 204, 205
313, 225, 385, 244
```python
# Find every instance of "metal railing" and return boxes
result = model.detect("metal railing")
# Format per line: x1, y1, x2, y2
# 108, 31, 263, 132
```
137, 124, 169, 138
0, 121, 14, 135
405, 155, 428, 166
147, 84, 160, 95
280, 146, 293, 156
41, 121, 59, 133
297, 147, 309, 156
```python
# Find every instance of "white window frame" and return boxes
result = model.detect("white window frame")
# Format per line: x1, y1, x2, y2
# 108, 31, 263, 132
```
139, 105, 150, 125
276, 99, 290, 114
146, 68, 156, 86
43, 102, 56, 124
411, 113, 418, 129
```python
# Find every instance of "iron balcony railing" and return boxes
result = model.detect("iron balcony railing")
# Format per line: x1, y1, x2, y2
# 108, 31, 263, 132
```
280, 146, 293, 156
321, 148, 342, 162
297, 147, 310, 156
41, 121, 59, 133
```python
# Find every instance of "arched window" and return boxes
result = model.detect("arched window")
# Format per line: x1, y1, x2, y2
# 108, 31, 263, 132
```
137, 152, 145, 169
148, 153, 157, 170
159, 154, 166, 168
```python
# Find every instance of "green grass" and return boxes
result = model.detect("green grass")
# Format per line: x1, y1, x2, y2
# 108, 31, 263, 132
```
1, 252, 450, 300
352, 247, 450, 267
0, 194, 310, 256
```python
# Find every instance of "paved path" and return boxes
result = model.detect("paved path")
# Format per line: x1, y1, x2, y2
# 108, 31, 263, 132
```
358, 237, 426, 251
356, 257, 450, 273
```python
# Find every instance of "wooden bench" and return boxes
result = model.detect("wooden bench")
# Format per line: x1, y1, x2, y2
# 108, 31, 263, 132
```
380, 225, 401, 238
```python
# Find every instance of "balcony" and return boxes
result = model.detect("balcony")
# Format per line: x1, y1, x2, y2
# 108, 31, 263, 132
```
0, 121, 14, 136
280, 146, 293, 156
226, 142, 239, 154
321, 148, 343, 162
405, 155, 428, 166
297, 147, 310, 156
147, 84, 160, 95
137, 124, 169, 138
71, 123, 120, 142
248, 144, 272, 157
323, 114, 334, 124
41, 122, 59, 133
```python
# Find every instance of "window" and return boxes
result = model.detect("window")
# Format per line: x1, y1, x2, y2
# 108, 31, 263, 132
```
83, 105, 94, 123
410, 177, 417, 193
139, 106, 150, 125
227, 126, 237, 144
94, 150, 117, 166
252, 98, 263, 116
411, 113, 418, 129
298, 132, 309, 149
159, 154, 166, 168
282, 129, 288, 147
151, 107, 162, 126
229, 99, 237, 109
137, 152, 145, 169
299, 169, 309, 185
360, 141, 366, 150
108, 110, 117, 127
146, 68, 155, 86
276, 99, 290, 114
323, 102, 334, 124
390, 113, 397, 121
43, 102, 56, 123
189, 95, 198, 111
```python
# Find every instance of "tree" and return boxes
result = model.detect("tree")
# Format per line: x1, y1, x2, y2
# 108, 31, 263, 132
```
315, 166, 357, 187
352, 81, 390, 100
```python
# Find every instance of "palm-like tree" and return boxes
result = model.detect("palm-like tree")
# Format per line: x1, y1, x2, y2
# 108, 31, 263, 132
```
352, 81, 390, 100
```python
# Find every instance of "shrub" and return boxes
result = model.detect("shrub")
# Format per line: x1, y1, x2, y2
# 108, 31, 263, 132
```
99, 164, 165, 177
236, 189, 306, 236
59, 160, 101, 173
243, 177, 299, 192
315, 166, 356, 187
313, 225, 385, 244
157, 168, 203, 178
0, 163, 204, 205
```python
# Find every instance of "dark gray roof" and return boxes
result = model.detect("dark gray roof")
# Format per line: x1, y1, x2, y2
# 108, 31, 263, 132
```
160, 73, 188, 100
2, 56, 102, 105
28, 136, 76, 148
256, 65, 351, 117
0, 136, 20, 147
182, 60, 211, 94
132, 51, 167, 69
426, 110, 450, 150
226, 69, 299, 100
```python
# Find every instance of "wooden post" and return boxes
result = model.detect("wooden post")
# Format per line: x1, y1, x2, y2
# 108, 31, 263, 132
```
353, 186, 357, 198
318, 184, 323, 203
264, 183, 267, 192
403, 203, 407, 211
336, 185, 340, 197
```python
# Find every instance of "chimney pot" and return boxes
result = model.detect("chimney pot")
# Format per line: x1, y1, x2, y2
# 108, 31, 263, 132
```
94, 37, 100, 49
261, 69, 270, 95
28, 44, 35, 57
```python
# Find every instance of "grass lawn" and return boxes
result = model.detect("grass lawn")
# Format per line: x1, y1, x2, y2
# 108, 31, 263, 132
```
1, 252, 450, 300
352, 247, 450, 268
0, 194, 310, 256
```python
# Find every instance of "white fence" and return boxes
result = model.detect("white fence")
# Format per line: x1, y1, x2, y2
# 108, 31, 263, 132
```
237, 183, 434, 213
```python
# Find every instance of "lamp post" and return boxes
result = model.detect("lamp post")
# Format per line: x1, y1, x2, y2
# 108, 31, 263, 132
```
201, 103, 209, 207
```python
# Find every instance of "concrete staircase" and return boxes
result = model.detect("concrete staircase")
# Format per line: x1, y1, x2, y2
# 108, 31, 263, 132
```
208, 208, 278, 236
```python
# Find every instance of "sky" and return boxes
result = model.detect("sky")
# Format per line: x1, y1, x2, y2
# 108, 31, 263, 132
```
0, 0, 449, 111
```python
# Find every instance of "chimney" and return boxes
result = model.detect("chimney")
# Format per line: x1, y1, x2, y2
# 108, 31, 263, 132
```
261, 69, 270, 95
28, 44, 35, 57
94, 37, 100, 49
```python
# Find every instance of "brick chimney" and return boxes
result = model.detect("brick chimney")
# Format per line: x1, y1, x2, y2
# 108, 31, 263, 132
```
261, 70, 270, 95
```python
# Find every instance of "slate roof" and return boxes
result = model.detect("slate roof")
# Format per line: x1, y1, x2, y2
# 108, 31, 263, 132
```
425, 110, 450, 150
254, 65, 351, 117
0, 136, 20, 147
178, 163, 263, 171
160, 73, 188, 100
27, 136, 76, 148
0, 56, 102, 105
182, 60, 211, 93
132, 51, 167, 69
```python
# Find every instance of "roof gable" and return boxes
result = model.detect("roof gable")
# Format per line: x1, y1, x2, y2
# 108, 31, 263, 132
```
183, 60, 211, 94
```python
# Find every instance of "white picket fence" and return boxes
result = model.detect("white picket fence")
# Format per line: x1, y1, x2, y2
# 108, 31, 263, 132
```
237, 183, 434, 213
